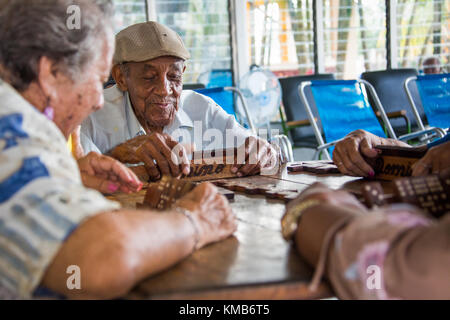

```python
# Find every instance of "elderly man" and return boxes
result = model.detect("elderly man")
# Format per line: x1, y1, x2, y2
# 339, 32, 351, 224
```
81, 21, 277, 181
422, 56, 443, 74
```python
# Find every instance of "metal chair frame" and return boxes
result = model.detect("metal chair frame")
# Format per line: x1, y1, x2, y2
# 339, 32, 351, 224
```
404, 74, 449, 141
298, 79, 396, 160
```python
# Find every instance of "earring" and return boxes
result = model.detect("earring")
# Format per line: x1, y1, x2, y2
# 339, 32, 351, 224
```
43, 106, 54, 120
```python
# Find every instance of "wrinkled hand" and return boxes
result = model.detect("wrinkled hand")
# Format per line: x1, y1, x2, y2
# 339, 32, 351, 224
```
412, 141, 450, 176
175, 183, 237, 249
286, 182, 366, 214
333, 129, 408, 177
110, 133, 191, 181
78, 152, 143, 194
231, 136, 279, 177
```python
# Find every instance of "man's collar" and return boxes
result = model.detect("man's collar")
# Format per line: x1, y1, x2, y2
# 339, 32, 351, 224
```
170, 103, 194, 129
124, 91, 146, 137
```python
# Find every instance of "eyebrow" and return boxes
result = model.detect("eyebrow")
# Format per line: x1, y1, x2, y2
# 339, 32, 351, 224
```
141, 62, 184, 73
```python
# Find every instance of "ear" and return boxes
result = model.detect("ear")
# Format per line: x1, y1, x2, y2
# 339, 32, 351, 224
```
37, 56, 59, 102
111, 64, 128, 92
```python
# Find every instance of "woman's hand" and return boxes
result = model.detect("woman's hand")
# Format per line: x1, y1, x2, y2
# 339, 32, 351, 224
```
78, 152, 143, 194
333, 130, 408, 177
412, 141, 450, 176
175, 183, 237, 249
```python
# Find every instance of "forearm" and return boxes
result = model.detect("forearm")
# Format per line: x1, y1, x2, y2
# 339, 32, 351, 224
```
41, 208, 196, 299
323, 207, 450, 299
294, 204, 361, 267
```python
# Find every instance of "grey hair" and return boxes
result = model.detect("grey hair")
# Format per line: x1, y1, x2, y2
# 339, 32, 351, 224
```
0, 0, 114, 91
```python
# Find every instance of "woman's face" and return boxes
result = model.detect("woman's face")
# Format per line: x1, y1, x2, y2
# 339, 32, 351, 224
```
52, 39, 114, 138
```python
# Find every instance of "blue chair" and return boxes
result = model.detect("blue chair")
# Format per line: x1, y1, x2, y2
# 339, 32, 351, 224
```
194, 86, 294, 163
299, 79, 444, 160
279, 74, 336, 150
204, 69, 234, 88
361, 69, 422, 136
404, 73, 450, 132
198, 69, 236, 121
298, 79, 397, 160
194, 87, 239, 121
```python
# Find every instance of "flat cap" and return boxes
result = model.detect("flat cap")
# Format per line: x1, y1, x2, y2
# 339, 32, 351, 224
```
113, 21, 190, 65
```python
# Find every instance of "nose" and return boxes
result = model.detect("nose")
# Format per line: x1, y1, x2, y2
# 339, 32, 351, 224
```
154, 77, 172, 96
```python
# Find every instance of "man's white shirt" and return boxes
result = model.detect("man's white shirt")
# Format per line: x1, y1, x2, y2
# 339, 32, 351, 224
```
80, 85, 252, 154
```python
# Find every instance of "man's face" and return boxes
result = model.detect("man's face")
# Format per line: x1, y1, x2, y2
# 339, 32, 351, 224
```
117, 56, 185, 130
423, 59, 441, 74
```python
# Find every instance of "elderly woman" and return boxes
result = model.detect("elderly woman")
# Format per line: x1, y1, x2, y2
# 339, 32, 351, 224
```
282, 131, 450, 299
0, 0, 236, 299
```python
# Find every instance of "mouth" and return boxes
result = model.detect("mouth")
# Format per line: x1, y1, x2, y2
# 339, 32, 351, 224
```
149, 100, 173, 108
153, 103, 170, 108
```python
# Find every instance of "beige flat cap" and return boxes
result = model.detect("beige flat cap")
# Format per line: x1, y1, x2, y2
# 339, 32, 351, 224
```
113, 21, 190, 65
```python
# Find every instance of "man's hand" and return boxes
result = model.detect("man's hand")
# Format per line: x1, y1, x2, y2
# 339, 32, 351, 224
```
333, 129, 408, 177
110, 133, 190, 181
412, 141, 450, 176
231, 136, 279, 177
175, 183, 237, 249
78, 152, 143, 194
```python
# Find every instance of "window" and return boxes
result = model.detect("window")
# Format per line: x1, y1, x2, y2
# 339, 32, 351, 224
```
112, 0, 147, 33
112, 1, 232, 84
247, 0, 315, 77
322, 0, 387, 79
155, 0, 232, 83
111, 0, 449, 80
397, 0, 449, 73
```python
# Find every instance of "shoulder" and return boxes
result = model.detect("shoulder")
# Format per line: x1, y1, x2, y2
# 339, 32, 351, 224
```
180, 90, 217, 112
0, 80, 66, 151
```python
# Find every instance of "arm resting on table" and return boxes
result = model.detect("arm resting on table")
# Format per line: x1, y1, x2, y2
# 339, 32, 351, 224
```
41, 209, 197, 299
294, 204, 361, 267
295, 204, 450, 299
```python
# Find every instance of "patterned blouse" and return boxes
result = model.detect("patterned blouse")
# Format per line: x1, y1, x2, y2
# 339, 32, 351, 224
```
0, 80, 120, 298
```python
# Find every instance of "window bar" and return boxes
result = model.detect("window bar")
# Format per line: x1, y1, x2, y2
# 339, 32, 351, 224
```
386, 0, 398, 69
145, 0, 157, 21
314, 0, 325, 74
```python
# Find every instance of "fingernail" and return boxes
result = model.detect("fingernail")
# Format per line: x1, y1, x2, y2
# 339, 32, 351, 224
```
368, 171, 375, 178
237, 172, 242, 177
108, 183, 119, 193
231, 167, 238, 173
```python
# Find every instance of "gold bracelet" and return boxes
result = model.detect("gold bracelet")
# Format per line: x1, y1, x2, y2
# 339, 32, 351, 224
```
175, 207, 200, 252
281, 199, 321, 241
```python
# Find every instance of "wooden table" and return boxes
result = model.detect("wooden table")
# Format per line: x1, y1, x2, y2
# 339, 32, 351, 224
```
109, 163, 371, 300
